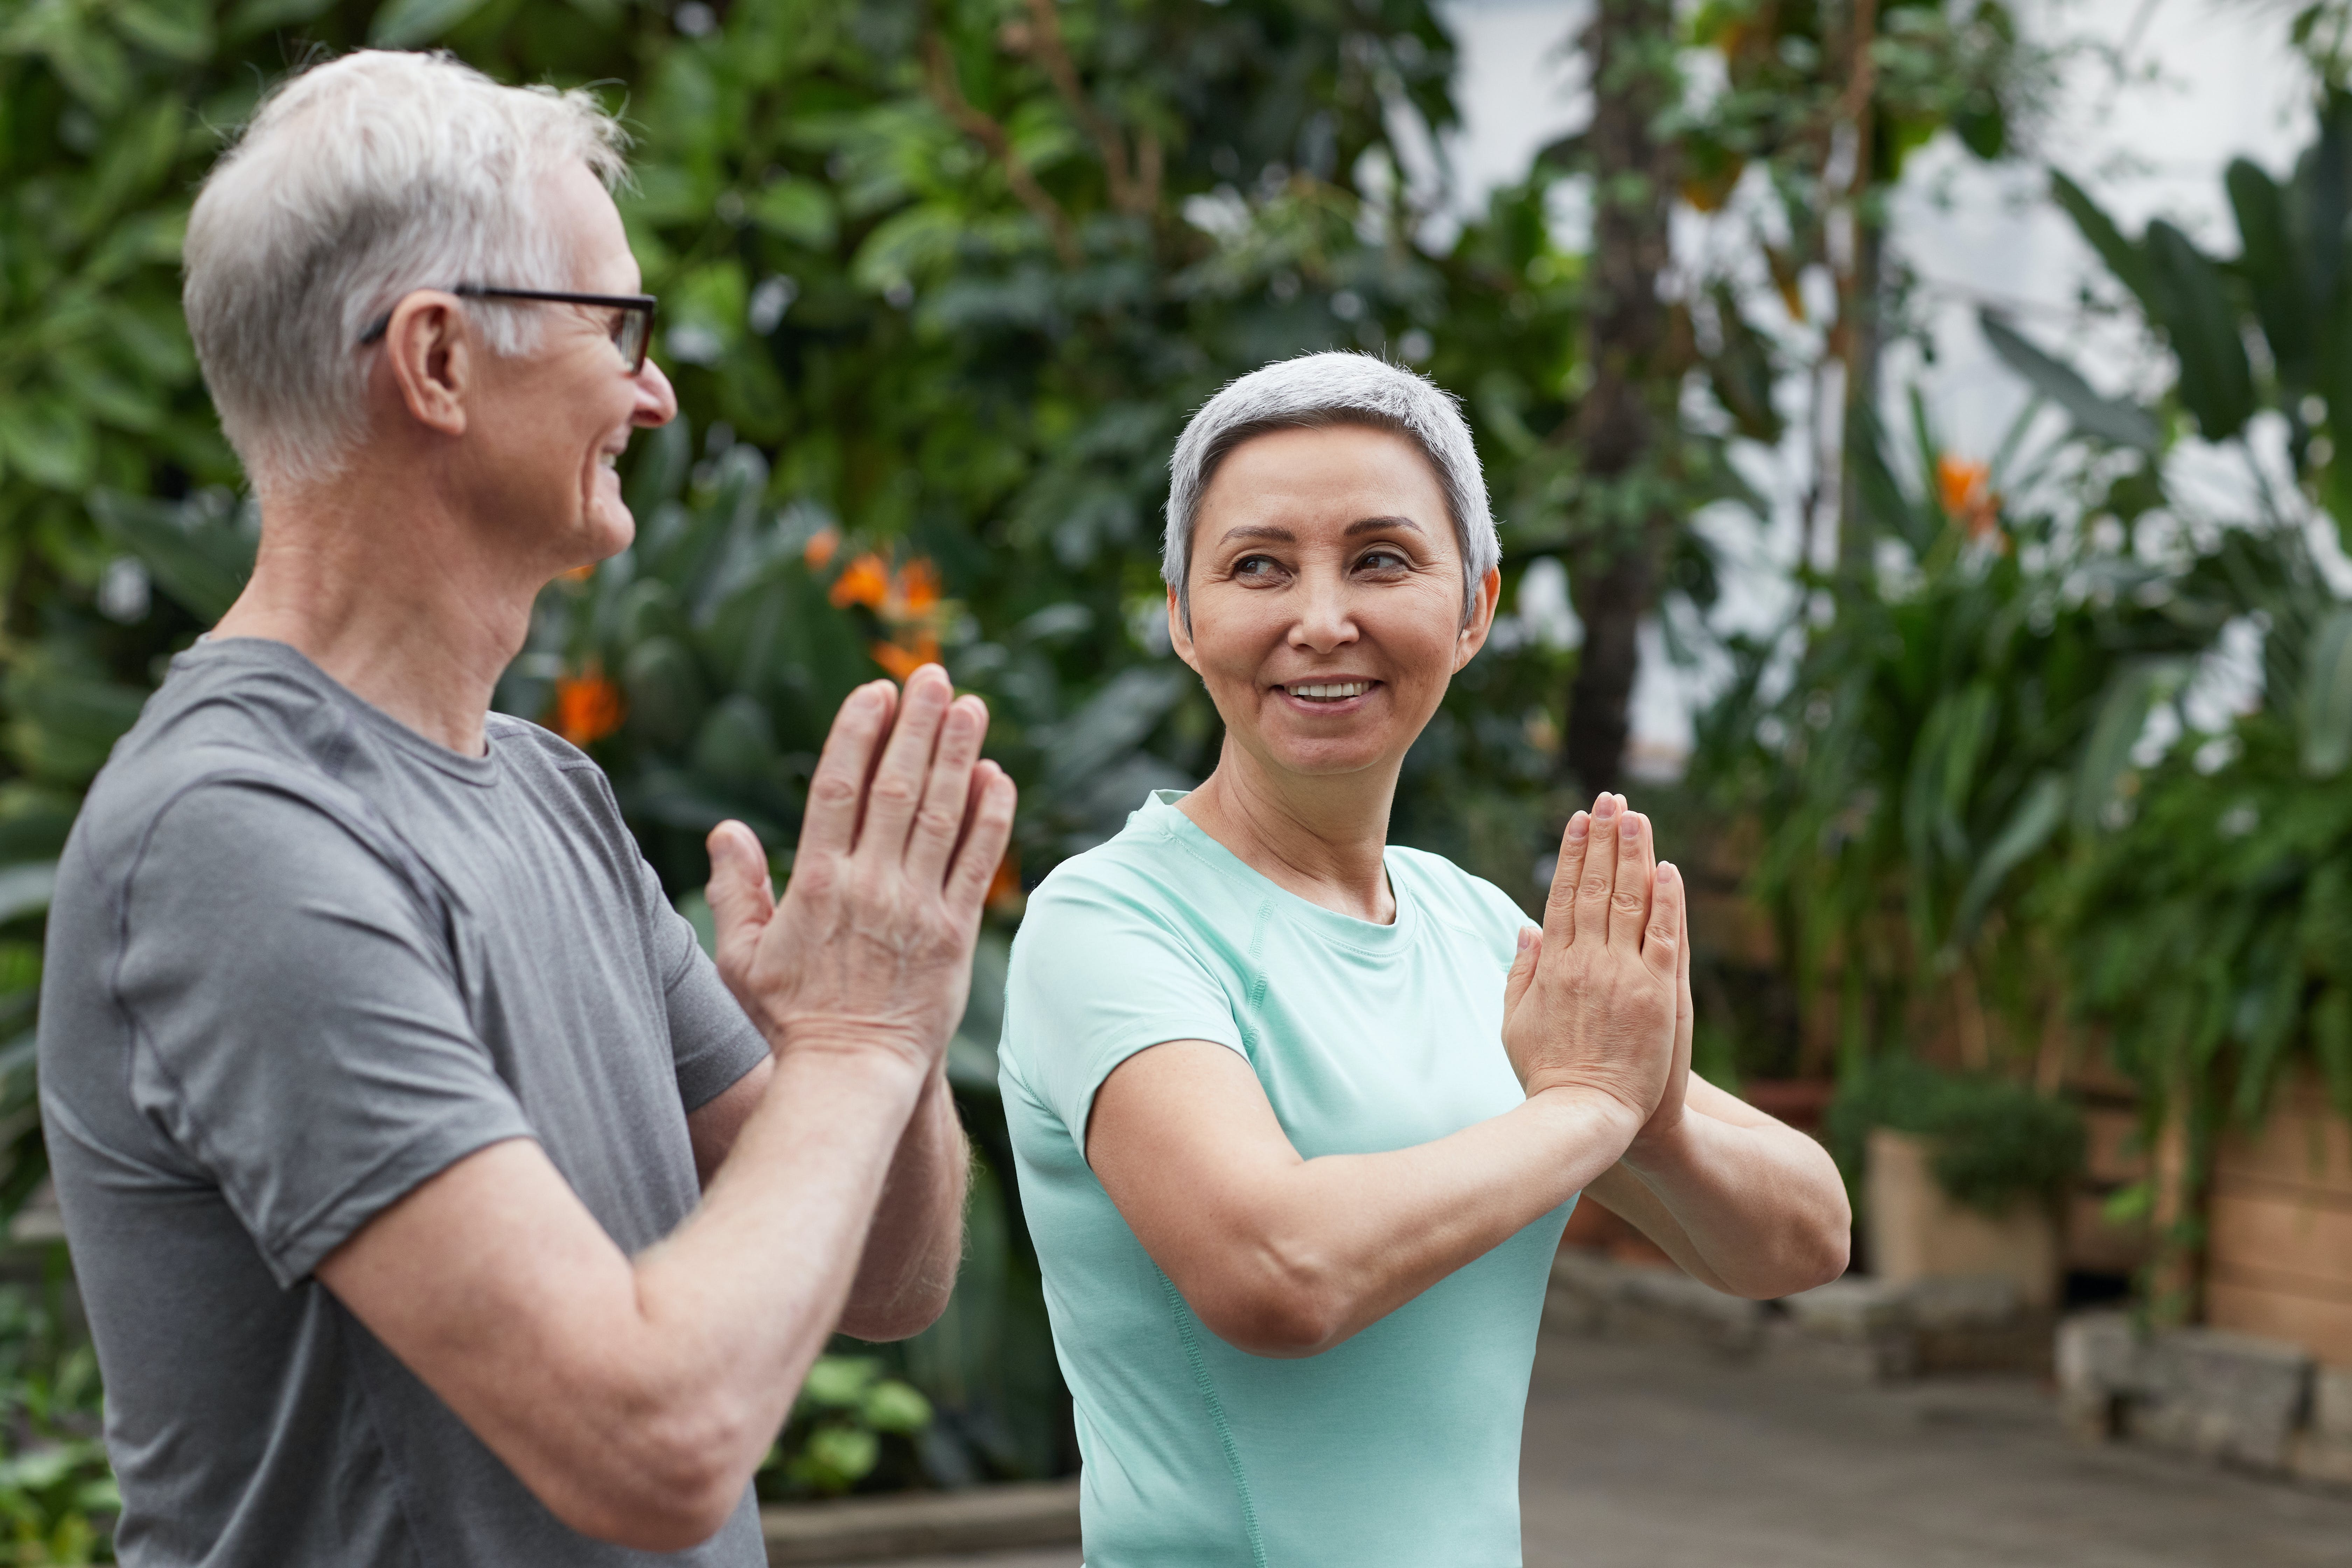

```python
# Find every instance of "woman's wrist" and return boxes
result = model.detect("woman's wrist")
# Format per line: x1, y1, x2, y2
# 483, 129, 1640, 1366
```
1522, 1083, 1646, 1171
1620, 1106, 1701, 1179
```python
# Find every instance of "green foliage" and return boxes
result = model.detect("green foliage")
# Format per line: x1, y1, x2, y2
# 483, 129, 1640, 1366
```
2048, 93, 2352, 524
757, 1355, 934, 1500
2056, 714, 2352, 1133
1695, 399, 2233, 1068
0, 2, 1615, 1499
0, 1270, 115, 1564
1826, 1057, 2084, 1215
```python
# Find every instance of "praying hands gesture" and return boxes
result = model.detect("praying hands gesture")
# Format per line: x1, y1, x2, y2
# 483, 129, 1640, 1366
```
1501, 791, 1689, 1139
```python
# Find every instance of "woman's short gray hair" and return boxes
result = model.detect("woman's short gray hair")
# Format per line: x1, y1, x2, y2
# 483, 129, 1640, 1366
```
1161, 351, 1499, 627
183, 51, 629, 490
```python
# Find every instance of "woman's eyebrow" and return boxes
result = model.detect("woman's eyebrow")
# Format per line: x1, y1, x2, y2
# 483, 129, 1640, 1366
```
1344, 516, 1424, 536
1218, 524, 1297, 544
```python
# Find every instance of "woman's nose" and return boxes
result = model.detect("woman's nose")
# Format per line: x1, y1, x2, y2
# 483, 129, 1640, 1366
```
1287, 575, 1359, 652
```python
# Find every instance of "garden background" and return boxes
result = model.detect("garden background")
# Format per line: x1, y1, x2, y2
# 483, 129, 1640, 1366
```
5, 0, 2352, 1556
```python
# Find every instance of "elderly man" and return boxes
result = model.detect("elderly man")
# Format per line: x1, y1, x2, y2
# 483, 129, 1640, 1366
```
35, 50, 1010, 1567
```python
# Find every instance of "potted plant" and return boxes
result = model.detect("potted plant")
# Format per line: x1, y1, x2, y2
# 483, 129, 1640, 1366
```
1829, 1060, 2086, 1307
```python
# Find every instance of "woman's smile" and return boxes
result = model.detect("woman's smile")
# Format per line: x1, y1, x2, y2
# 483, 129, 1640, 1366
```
1274, 677, 1382, 715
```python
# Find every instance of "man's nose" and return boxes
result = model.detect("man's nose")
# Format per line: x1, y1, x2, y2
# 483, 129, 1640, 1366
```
632, 356, 679, 427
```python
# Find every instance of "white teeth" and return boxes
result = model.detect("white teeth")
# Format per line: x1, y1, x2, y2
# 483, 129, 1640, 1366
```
1290, 682, 1370, 700
598, 452, 621, 468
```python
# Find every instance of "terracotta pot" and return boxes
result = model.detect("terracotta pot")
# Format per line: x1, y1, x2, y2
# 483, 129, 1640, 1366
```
2207, 1072, 2352, 1366
1865, 1128, 2059, 1308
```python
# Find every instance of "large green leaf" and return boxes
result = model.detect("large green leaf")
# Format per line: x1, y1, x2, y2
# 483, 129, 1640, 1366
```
2074, 661, 2182, 834
2227, 158, 2311, 393
1950, 773, 2068, 947
2051, 170, 2157, 308
1978, 310, 2159, 454
2145, 220, 2256, 441
90, 490, 256, 623
2300, 607, 2352, 777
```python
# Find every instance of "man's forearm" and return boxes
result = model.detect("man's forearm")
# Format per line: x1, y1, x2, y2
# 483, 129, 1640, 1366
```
838, 1071, 968, 1340
625, 1043, 936, 1517
1603, 1109, 1851, 1298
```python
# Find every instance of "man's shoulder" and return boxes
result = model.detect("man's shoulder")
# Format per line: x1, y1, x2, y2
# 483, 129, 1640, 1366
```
76, 644, 420, 888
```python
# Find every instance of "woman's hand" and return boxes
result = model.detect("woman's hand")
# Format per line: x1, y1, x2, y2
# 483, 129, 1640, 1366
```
705, 665, 1017, 1076
1499, 793, 1683, 1128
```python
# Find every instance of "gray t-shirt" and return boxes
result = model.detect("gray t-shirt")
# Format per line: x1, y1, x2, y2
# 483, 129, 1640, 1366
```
37, 637, 771, 1567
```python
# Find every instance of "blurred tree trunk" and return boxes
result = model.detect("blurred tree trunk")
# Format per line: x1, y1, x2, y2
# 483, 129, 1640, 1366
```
1835, 0, 1884, 581
1564, 0, 1680, 795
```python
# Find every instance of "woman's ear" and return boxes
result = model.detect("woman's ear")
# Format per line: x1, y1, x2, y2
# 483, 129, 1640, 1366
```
1453, 565, 1503, 671
1167, 584, 1200, 673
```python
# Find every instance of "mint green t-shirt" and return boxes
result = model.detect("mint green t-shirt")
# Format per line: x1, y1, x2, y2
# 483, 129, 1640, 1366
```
999, 791, 1575, 1567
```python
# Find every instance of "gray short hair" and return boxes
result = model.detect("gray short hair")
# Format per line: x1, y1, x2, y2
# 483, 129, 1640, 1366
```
1161, 351, 1499, 627
183, 51, 629, 489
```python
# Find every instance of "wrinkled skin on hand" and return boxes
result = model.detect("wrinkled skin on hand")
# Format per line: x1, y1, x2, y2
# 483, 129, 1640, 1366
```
1499, 792, 1686, 1127
703, 664, 1018, 1074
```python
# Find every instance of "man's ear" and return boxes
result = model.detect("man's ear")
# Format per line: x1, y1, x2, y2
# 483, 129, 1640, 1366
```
379, 291, 472, 440
1454, 564, 1503, 671
1167, 584, 1200, 673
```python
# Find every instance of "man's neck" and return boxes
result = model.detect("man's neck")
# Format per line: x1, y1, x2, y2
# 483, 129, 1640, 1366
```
211, 471, 541, 758
1176, 737, 1401, 924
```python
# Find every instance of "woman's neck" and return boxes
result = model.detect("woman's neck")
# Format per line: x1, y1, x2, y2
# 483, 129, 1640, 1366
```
1176, 736, 1400, 924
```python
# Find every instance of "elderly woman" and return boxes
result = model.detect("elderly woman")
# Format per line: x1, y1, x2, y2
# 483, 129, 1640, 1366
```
998, 353, 1849, 1565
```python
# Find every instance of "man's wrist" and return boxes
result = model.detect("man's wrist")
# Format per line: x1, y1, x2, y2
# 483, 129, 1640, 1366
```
768, 1016, 937, 1090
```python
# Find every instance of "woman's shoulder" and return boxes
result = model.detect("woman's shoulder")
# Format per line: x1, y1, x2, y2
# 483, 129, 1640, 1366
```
1016, 813, 1254, 952
1388, 845, 1533, 947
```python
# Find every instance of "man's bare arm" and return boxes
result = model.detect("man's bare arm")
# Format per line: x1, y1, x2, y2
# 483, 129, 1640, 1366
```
686, 1056, 967, 1340
318, 668, 1011, 1550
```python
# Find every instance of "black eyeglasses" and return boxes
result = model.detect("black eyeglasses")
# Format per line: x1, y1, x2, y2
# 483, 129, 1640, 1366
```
358, 285, 658, 374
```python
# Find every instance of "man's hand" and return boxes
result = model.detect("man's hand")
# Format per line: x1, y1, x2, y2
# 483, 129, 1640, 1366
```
1499, 792, 1682, 1125
704, 664, 1016, 1075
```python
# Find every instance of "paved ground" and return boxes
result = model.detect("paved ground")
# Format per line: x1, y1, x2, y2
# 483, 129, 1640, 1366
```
814, 1329, 2352, 1567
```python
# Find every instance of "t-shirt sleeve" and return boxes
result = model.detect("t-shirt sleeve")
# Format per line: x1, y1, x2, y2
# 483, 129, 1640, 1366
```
114, 782, 535, 1288
1001, 870, 1244, 1163
641, 860, 768, 1112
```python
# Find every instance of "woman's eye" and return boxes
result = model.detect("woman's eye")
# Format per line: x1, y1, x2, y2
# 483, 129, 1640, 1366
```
1234, 554, 1279, 577
1357, 548, 1409, 572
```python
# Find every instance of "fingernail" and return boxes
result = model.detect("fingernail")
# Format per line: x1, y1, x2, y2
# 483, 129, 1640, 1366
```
1620, 810, 1640, 838
1517, 926, 1536, 953
1658, 861, 1678, 882
1594, 795, 1618, 819
1566, 811, 1589, 841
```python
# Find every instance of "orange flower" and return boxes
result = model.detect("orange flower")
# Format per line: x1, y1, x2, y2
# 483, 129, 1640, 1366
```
868, 629, 943, 682
895, 557, 941, 615
804, 527, 841, 569
550, 668, 626, 747
1935, 453, 2002, 541
828, 552, 890, 610
1936, 453, 1988, 514
558, 564, 597, 584
986, 849, 1021, 911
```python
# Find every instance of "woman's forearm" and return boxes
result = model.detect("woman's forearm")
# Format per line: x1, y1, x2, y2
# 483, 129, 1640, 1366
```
1599, 1100, 1851, 1298
1192, 1084, 1643, 1357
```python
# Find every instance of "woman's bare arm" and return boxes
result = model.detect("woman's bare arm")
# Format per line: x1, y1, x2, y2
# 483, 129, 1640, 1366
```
1583, 1074, 1852, 1298
1087, 796, 1684, 1357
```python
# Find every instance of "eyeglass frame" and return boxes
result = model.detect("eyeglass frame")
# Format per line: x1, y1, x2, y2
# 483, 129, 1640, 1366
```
357, 285, 658, 375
